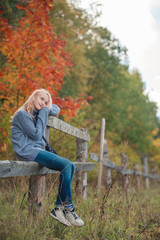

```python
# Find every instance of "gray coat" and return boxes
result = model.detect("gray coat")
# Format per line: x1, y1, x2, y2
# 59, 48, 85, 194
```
11, 105, 60, 161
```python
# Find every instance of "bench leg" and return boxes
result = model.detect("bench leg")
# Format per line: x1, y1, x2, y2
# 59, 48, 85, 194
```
28, 175, 45, 214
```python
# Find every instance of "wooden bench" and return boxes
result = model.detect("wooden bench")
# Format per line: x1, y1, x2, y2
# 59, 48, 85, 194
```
0, 116, 95, 213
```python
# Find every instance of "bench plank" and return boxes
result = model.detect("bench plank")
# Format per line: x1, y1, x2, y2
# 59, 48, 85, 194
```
0, 160, 95, 178
47, 117, 90, 141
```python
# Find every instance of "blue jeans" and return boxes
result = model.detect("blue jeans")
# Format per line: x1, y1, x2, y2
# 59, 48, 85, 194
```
34, 150, 75, 206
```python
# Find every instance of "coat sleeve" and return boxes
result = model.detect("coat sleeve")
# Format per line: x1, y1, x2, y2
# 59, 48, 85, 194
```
49, 104, 60, 116
17, 108, 50, 140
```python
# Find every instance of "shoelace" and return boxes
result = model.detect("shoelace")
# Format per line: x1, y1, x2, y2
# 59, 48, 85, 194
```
70, 208, 78, 219
65, 208, 78, 219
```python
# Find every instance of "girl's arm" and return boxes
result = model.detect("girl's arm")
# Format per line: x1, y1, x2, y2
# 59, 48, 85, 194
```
49, 104, 60, 116
16, 108, 50, 140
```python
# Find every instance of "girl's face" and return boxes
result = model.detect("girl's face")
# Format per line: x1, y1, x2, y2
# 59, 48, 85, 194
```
33, 92, 49, 111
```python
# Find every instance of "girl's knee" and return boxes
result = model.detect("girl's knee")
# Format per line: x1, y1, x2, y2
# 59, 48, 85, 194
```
71, 162, 75, 173
63, 161, 75, 174
68, 162, 75, 172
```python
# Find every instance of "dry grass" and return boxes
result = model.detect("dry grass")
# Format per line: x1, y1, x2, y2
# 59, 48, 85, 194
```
0, 176, 160, 240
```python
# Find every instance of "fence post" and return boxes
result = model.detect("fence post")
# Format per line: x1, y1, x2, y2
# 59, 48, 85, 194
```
121, 153, 129, 193
97, 118, 105, 196
152, 162, 158, 186
28, 175, 45, 213
142, 155, 149, 189
28, 127, 49, 213
134, 163, 140, 189
152, 162, 158, 176
103, 139, 112, 187
76, 129, 88, 199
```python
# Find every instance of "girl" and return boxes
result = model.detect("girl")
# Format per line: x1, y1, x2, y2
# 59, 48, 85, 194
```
11, 89, 84, 227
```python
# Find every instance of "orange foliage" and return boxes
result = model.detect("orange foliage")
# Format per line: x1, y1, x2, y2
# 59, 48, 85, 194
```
152, 128, 159, 137
0, 0, 86, 116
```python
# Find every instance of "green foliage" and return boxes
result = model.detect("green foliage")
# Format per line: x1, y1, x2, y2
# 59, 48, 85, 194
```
0, 0, 25, 26
49, 0, 93, 97
0, 0, 159, 160
82, 27, 158, 153
1, 1, 160, 238
107, 141, 142, 168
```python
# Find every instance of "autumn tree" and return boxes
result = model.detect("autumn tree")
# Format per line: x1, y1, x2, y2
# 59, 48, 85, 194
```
0, 0, 87, 157
48, 1, 159, 155
0, 0, 88, 116
0, 0, 159, 159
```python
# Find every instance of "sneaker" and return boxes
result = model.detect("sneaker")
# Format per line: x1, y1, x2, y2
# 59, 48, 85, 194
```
64, 205, 84, 227
50, 207, 72, 227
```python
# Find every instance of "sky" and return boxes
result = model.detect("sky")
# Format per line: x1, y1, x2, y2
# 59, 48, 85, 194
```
77, 0, 160, 115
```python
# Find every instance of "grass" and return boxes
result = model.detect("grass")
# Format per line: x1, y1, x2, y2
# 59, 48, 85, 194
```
0, 176, 160, 240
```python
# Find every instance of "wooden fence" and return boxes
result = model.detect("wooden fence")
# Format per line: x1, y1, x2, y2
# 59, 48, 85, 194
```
0, 117, 160, 212
90, 118, 160, 194
0, 116, 95, 213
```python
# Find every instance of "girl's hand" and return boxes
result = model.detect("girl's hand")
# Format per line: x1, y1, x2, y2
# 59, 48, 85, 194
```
49, 104, 60, 116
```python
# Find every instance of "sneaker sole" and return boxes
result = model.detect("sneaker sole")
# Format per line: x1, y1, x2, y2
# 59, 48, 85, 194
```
49, 212, 72, 227
66, 219, 84, 227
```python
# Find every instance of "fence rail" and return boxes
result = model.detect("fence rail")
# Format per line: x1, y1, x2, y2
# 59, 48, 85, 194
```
89, 152, 159, 180
89, 118, 160, 194
0, 116, 95, 213
1, 116, 160, 212
0, 160, 95, 178
47, 116, 90, 141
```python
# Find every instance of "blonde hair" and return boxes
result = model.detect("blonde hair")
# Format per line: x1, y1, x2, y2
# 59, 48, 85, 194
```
13, 89, 52, 118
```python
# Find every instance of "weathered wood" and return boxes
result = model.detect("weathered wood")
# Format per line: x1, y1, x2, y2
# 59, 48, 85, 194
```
97, 118, 105, 195
47, 116, 90, 141
28, 175, 45, 214
0, 116, 93, 214
89, 153, 159, 180
0, 161, 95, 178
89, 153, 121, 172
76, 129, 88, 199
134, 163, 140, 189
142, 156, 149, 189
28, 126, 50, 213
152, 162, 158, 179
121, 153, 129, 193
121, 170, 158, 179
151, 162, 159, 186
103, 139, 112, 187
89, 152, 99, 162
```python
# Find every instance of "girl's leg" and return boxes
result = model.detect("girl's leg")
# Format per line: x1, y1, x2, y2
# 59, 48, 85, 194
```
34, 150, 75, 206
35, 150, 84, 227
